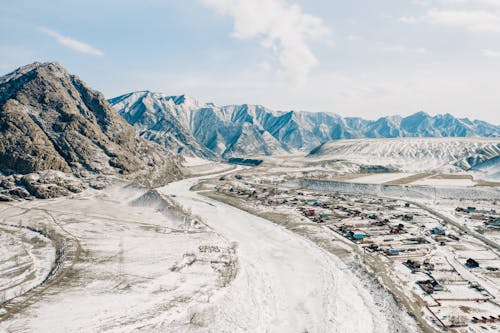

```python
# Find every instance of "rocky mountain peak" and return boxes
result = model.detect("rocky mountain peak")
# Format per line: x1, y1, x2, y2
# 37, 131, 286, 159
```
0, 62, 182, 200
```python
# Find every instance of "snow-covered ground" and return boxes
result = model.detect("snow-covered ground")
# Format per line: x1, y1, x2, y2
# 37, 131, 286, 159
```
159, 176, 416, 332
0, 183, 235, 332
348, 172, 414, 184
0, 225, 55, 304
0, 173, 417, 333
308, 137, 500, 174
411, 177, 476, 187
182, 156, 236, 176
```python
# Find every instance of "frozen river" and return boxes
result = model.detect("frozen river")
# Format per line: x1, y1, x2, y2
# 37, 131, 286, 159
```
161, 175, 408, 332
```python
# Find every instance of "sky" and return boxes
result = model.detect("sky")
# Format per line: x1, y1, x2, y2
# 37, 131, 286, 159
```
0, 0, 499, 123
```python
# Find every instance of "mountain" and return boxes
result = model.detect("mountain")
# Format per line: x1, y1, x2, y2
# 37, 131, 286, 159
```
109, 91, 217, 159
0, 62, 181, 200
308, 137, 500, 173
110, 91, 500, 159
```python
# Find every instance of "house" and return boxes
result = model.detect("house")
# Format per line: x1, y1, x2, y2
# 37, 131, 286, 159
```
465, 258, 479, 268
387, 249, 400, 255
431, 227, 445, 235
416, 279, 442, 294
344, 231, 354, 238
305, 209, 315, 216
404, 259, 421, 270
391, 227, 401, 234
465, 206, 476, 213
402, 214, 413, 221
353, 233, 366, 241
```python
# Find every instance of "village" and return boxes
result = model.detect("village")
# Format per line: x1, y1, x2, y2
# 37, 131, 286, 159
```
209, 173, 500, 333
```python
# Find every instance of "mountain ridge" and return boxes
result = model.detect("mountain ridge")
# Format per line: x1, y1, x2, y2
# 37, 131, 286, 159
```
110, 91, 500, 158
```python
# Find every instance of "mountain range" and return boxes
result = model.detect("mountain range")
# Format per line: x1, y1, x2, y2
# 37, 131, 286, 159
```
109, 91, 500, 159
1, 61, 499, 200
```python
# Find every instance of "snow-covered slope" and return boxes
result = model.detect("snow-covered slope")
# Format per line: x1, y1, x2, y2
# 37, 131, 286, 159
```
109, 91, 500, 158
308, 137, 500, 173
471, 155, 500, 181
108, 91, 217, 159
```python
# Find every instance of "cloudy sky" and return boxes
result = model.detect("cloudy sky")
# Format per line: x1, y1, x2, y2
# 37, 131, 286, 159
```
1, 0, 499, 123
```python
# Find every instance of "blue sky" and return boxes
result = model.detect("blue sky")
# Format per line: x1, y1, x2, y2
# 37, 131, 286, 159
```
1, 0, 499, 123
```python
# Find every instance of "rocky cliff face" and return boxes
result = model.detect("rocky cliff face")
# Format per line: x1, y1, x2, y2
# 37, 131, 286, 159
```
0, 62, 182, 200
110, 91, 500, 159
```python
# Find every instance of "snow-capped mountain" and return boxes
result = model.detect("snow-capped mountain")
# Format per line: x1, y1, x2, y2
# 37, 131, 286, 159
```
109, 91, 500, 158
109, 91, 217, 159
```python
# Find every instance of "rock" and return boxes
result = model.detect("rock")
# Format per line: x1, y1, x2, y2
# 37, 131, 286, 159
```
89, 180, 106, 190
0, 177, 15, 189
0, 194, 13, 201
8, 187, 31, 199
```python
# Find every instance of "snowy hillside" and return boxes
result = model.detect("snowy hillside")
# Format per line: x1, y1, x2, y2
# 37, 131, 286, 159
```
108, 91, 217, 159
308, 137, 500, 173
110, 91, 500, 159
471, 155, 500, 181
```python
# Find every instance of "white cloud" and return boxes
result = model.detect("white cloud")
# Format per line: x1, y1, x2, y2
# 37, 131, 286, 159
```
38, 27, 104, 56
401, 0, 500, 32
438, 0, 500, 7
426, 9, 500, 32
481, 49, 500, 58
200, 0, 331, 83
382, 44, 427, 54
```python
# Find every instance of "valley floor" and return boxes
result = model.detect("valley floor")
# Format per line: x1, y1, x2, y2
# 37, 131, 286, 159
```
0, 171, 416, 332
2, 153, 498, 333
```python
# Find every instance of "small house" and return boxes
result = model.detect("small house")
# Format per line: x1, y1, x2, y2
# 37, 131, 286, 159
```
391, 227, 400, 234
431, 227, 445, 235
305, 199, 317, 205
353, 233, 366, 240
306, 209, 315, 216
465, 258, 479, 268
402, 214, 413, 221
404, 259, 421, 270
465, 206, 476, 213
387, 249, 400, 256
344, 231, 354, 238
